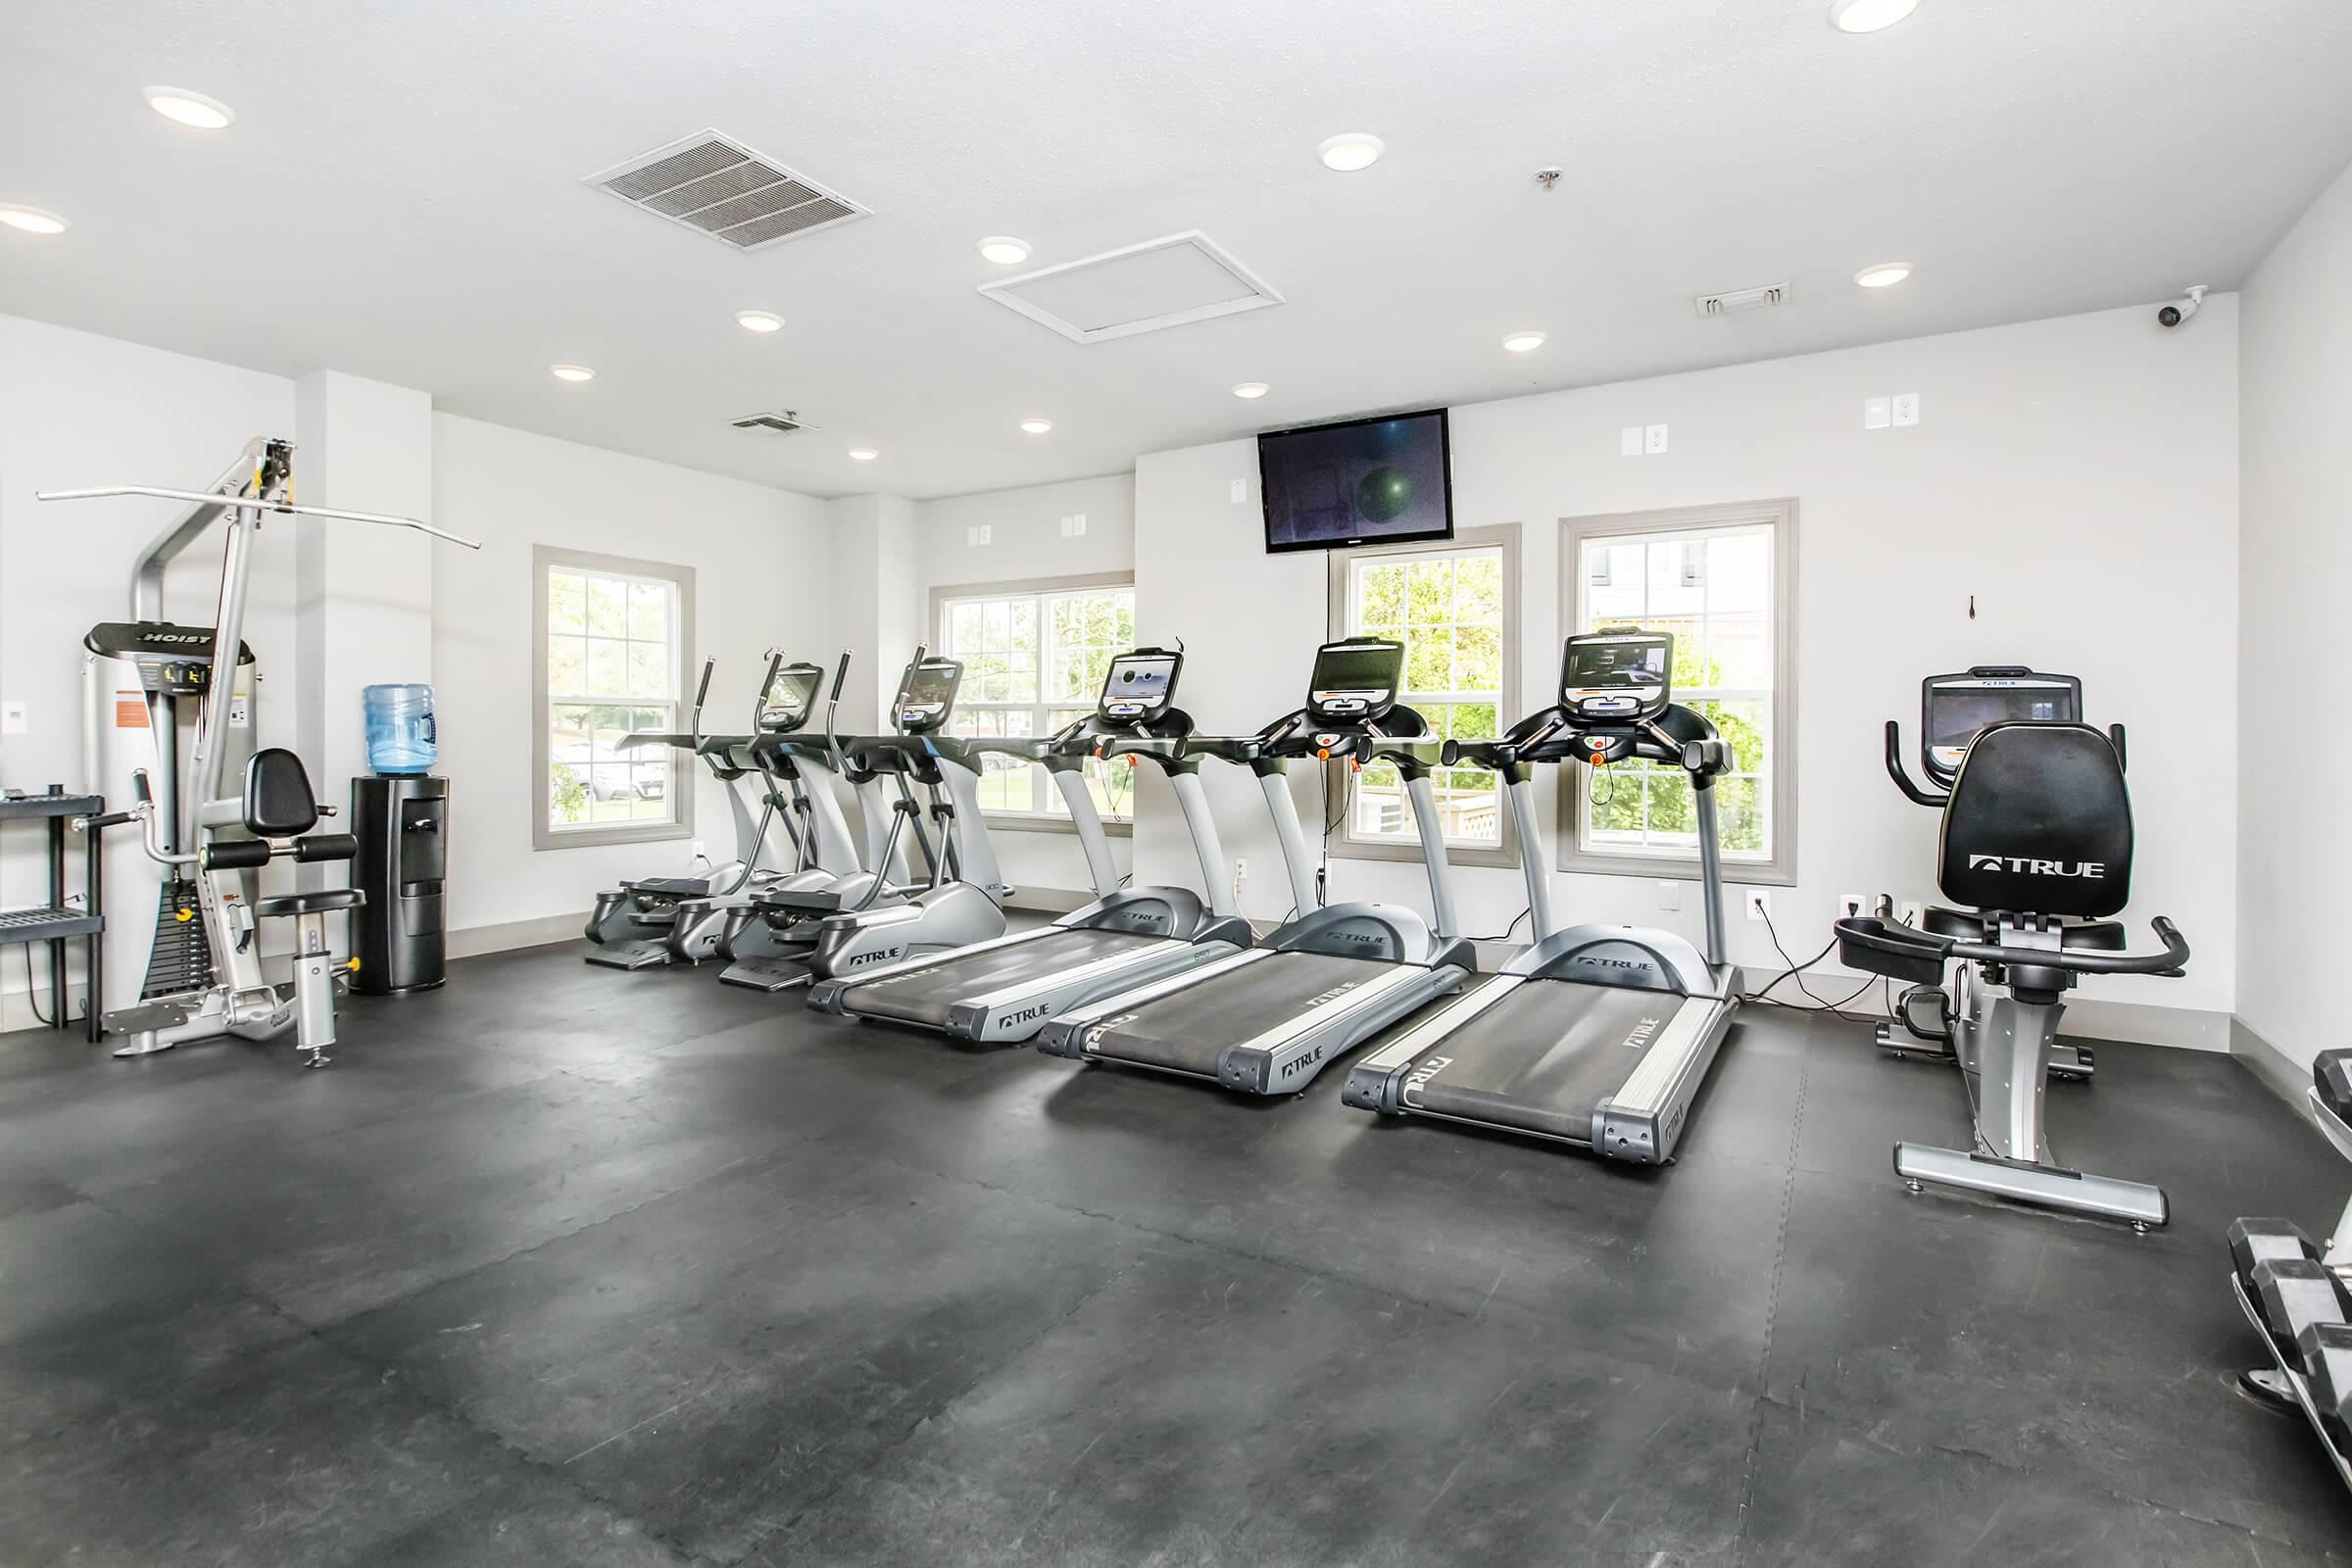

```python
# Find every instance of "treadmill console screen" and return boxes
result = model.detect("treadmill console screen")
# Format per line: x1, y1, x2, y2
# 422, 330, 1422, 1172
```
1921, 669, 2082, 782
1307, 640, 1404, 723
895, 658, 962, 734
1098, 651, 1181, 721
759, 665, 821, 733
1561, 631, 1672, 723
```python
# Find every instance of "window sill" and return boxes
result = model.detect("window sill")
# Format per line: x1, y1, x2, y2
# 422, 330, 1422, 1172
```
1556, 849, 1794, 887
534, 819, 693, 852
982, 812, 1134, 839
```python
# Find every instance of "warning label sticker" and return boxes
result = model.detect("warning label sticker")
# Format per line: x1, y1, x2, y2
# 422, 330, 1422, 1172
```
115, 693, 149, 729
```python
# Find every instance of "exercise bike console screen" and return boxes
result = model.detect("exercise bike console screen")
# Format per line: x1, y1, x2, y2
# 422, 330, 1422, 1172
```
1921, 668, 2082, 780
895, 659, 962, 734
760, 665, 821, 732
1561, 630, 1672, 722
1098, 651, 1181, 721
1307, 640, 1404, 723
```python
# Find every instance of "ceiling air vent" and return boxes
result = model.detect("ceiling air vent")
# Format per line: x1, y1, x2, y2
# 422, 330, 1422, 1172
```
585, 130, 868, 252
731, 410, 809, 434
980, 231, 1282, 344
1694, 283, 1788, 317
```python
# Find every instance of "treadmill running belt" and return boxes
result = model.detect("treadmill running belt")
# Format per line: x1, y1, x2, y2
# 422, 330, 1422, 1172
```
1402, 983, 1671, 1145
842, 928, 1160, 1028
1080, 950, 1393, 1076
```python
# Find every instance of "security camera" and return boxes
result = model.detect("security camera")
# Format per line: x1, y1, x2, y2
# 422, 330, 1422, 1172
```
2158, 284, 2210, 328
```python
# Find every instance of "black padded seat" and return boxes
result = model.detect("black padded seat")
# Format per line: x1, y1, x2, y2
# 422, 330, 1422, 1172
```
254, 889, 366, 918
1920, 905, 2124, 950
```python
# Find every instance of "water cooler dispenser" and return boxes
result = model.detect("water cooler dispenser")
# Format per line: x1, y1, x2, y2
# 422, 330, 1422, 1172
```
352, 683, 447, 994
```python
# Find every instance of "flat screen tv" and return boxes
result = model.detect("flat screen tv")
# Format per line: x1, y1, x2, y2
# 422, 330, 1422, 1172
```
1257, 408, 1453, 554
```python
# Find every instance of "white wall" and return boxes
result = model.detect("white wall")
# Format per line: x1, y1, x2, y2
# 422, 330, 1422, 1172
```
430, 414, 830, 937
2237, 156, 2352, 1074
1135, 303, 2241, 1036
912, 473, 1140, 901
0, 314, 303, 1021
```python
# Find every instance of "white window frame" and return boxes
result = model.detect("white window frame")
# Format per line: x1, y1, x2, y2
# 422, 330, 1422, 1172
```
931, 571, 1137, 837
531, 545, 697, 852
1322, 523, 1521, 870
1557, 499, 1797, 886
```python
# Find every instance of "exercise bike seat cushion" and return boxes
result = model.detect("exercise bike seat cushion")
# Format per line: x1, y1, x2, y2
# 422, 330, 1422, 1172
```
254, 888, 367, 917
1936, 722, 2132, 919
1919, 906, 2126, 951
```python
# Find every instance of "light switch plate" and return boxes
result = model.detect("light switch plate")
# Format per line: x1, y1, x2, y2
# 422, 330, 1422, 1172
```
1863, 396, 1892, 430
1230, 478, 1247, 503
1621, 426, 1644, 457
0, 701, 24, 736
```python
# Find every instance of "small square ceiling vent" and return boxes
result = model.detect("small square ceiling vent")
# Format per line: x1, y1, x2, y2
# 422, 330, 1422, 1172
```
980, 231, 1282, 344
585, 129, 868, 251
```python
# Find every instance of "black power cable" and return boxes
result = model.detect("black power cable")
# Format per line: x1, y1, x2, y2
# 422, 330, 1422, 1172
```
1740, 904, 1891, 1023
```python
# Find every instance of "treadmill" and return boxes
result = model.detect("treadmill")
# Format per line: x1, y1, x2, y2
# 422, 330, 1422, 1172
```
807, 647, 1255, 1043
1033, 637, 1476, 1096
1342, 630, 1740, 1163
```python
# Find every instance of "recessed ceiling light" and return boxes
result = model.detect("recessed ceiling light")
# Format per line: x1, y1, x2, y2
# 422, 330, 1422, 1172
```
1232, 382, 1270, 400
1318, 133, 1385, 172
977, 236, 1031, 266
1502, 330, 1547, 353
1019, 418, 1054, 435
736, 310, 785, 333
848, 447, 879, 462
142, 86, 236, 129
1829, 0, 1920, 33
0, 205, 68, 235
550, 364, 596, 382
1853, 262, 1913, 289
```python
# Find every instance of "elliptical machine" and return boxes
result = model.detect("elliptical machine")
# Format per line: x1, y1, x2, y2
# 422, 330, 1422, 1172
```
43, 437, 481, 1062
1834, 666, 2190, 1229
727, 650, 1006, 990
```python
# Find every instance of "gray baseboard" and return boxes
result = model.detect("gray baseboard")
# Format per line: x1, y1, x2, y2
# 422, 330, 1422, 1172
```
449, 911, 589, 958
2230, 1015, 2313, 1112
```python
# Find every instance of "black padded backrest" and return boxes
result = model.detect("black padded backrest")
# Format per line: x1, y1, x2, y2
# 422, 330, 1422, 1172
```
1936, 723, 2132, 918
243, 748, 319, 837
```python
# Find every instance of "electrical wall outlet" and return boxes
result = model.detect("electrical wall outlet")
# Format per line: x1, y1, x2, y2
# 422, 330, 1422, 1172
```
1745, 888, 1772, 922
690, 839, 708, 862
1644, 422, 1670, 454
1230, 478, 1247, 503
1897, 900, 1924, 927
0, 701, 24, 735
1891, 392, 1921, 427
1838, 892, 1867, 919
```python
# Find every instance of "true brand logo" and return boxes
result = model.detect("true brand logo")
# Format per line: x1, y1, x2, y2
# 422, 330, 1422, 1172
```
1000, 1003, 1052, 1026
844, 947, 903, 967
1621, 1016, 1663, 1051
1968, 854, 2106, 879
1400, 1054, 1453, 1106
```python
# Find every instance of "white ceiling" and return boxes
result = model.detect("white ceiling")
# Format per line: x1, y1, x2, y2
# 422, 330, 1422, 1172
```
3, 1, 2349, 501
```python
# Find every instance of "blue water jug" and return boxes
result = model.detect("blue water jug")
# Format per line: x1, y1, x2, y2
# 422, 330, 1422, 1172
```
364, 683, 437, 774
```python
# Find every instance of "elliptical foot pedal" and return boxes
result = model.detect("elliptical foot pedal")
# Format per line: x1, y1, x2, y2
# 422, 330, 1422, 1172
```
719, 956, 813, 992
584, 942, 673, 971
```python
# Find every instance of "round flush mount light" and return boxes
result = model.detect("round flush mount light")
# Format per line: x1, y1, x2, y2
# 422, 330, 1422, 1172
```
142, 85, 236, 129
1231, 381, 1270, 400
1829, 0, 1920, 33
736, 310, 784, 333
1853, 262, 1913, 289
1019, 418, 1054, 435
1502, 330, 1547, 353
1317, 133, 1385, 172
848, 447, 879, 462
977, 236, 1031, 266
550, 364, 596, 382
0, 205, 69, 234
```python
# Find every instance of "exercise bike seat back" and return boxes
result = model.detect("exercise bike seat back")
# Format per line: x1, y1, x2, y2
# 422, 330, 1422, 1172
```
245, 747, 324, 836
1935, 721, 2132, 922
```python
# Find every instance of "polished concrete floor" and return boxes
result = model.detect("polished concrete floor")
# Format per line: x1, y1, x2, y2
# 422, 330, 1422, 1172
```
3, 940, 2349, 1566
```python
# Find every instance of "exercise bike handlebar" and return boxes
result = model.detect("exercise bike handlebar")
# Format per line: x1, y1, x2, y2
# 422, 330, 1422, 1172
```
35, 484, 483, 551
1884, 720, 1950, 808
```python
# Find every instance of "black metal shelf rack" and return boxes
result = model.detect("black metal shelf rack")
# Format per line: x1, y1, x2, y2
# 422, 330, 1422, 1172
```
0, 787, 106, 1043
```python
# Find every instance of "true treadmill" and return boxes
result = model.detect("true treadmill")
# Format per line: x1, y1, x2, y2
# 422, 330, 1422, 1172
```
1033, 637, 1476, 1095
1342, 630, 1740, 1163
807, 647, 1255, 1043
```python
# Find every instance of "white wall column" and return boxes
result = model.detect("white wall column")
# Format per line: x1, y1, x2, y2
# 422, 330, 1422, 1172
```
292, 371, 435, 933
